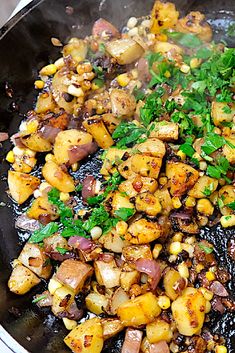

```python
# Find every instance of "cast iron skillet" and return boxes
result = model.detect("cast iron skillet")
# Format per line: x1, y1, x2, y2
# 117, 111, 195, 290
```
0, 1, 234, 352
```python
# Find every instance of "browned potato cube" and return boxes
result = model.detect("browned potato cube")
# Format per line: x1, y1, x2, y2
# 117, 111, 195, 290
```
131, 155, 163, 179
119, 176, 158, 198
175, 11, 212, 42
188, 176, 218, 199
56, 259, 93, 293
27, 196, 59, 221
106, 39, 144, 65
151, 1, 179, 34
154, 188, 173, 215
118, 157, 137, 179
163, 268, 182, 301
21, 132, 52, 152
8, 264, 40, 295
136, 138, 166, 158
83, 116, 114, 149
110, 89, 136, 117
122, 245, 153, 262
211, 102, 235, 127
120, 269, 140, 291
18, 243, 52, 279
42, 160, 75, 192
135, 192, 162, 216
8, 171, 40, 204
126, 219, 162, 244
111, 191, 135, 215
94, 258, 121, 288
146, 319, 172, 343
150, 122, 179, 141
101, 318, 124, 340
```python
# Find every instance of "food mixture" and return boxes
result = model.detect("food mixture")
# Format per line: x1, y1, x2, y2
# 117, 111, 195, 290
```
5, 1, 235, 353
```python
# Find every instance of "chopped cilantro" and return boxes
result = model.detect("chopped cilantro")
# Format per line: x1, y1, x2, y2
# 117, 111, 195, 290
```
227, 23, 235, 37
83, 205, 110, 232
93, 65, 105, 80
222, 105, 232, 114
227, 201, 235, 210
112, 121, 147, 148
75, 184, 83, 192
201, 132, 226, 155
56, 247, 68, 255
203, 183, 215, 196
165, 31, 202, 48
114, 207, 135, 221
179, 138, 195, 157
32, 295, 47, 304
29, 222, 59, 243
196, 48, 212, 60
198, 243, 214, 254
133, 87, 145, 101
93, 78, 104, 88
217, 198, 224, 208
140, 91, 165, 127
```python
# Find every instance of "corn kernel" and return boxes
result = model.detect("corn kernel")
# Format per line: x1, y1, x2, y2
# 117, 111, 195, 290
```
199, 161, 207, 171
185, 236, 196, 244
176, 150, 186, 160
159, 177, 168, 186
117, 73, 130, 87
172, 232, 183, 242
6, 150, 15, 163
220, 215, 235, 228
169, 241, 182, 255
96, 104, 105, 114
199, 287, 213, 301
45, 153, 56, 162
83, 72, 95, 81
206, 271, 216, 281
185, 196, 196, 208
90, 226, 103, 240
158, 295, 171, 309
197, 199, 214, 216
178, 262, 189, 279
26, 120, 39, 134
77, 62, 93, 75
196, 264, 205, 273
216, 346, 227, 353
164, 70, 171, 78
34, 80, 45, 89
127, 17, 138, 29
71, 163, 78, 172
153, 244, 162, 259
68, 84, 84, 98
60, 192, 70, 202
24, 148, 36, 157
128, 27, 139, 37
172, 197, 182, 209
180, 64, 190, 74
48, 278, 62, 295
116, 221, 128, 236
63, 318, 77, 331
190, 58, 201, 69
40, 64, 57, 76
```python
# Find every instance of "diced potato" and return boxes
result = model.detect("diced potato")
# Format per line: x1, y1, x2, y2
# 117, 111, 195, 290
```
42, 160, 75, 192
177, 218, 199, 234
63, 39, 88, 62
106, 39, 144, 65
136, 138, 166, 158
18, 243, 52, 279
27, 196, 59, 221
131, 155, 163, 178
64, 318, 103, 353
117, 292, 161, 326
223, 136, 235, 164
172, 287, 206, 336
118, 157, 137, 179
141, 338, 170, 353
151, 1, 179, 34
110, 89, 136, 117
110, 287, 129, 314
218, 185, 235, 215
94, 259, 121, 288
119, 176, 158, 198
21, 132, 52, 152
123, 245, 153, 262
102, 113, 120, 134
101, 318, 124, 340
111, 191, 135, 215
126, 219, 162, 244
35, 92, 56, 113
8, 171, 40, 204
135, 192, 162, 216
176, 11, 212, 42
120, 269, 140, 291
188, 176, 218, 198
211, 102, 235, 127
154, 41, 183, 55
8, 264, 40, 295
43, 234, 68, 253
98, 230, 130, 253
100, 147, 130, 176
154, 188, 173, 215
146, 319, 173, 343
54, 129, 93, 165
83, 116, 114, 149
150, 122, 179, 141
166, 161, 199, 196
52, 286, 75, 316
52, 70, 76, 113
85, 292, 109, 315
163, 268, 182, 301
56, 260, 93, 293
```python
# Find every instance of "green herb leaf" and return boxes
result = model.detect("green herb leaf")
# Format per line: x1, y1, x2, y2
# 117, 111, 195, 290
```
29, 222, 59, 243
133, 87, 145, 101
32, 295, 47, 304
196, 48, 212, 60
166, 31, 202, 48
202, 183, 215, 197
179, 138, 195, 157
227, 201, 235, 210
198, 243, 213, 254
114, 207, 135, 221
75, 184, 83, 192
222, 105, 232, 114
140, 91, 165, 127
227, 23, 235, 37
201, 132, 225, 155
206, 165, 221, 179
112, 121, 147, 147
83, 205, 110, 232
56, 247, 68, 255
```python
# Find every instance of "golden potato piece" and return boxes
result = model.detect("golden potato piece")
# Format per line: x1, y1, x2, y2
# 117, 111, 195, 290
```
131, 155, 163, 178
211, 102, 235, 127
118, 157, 137, 179
163, 268, 182, 301
18, 243, 52, 279
8, 264, 40, 295
136, 138, 166, 158
8, 171, 40, 204
63, 39, 88, 62
135, 192, 162, 216
176, 11, 212, 42
52, 71, 76, 114
166, 161, 199, 196
126, 219, 162, 244
106, 39, 144, 65
117, 292, 161, 326
154, 188, 173, 215
122, 244, 153, 262
85, 292, 109, 315
21, 132, 52, 152
110, 89, 136, 117
188, 176, 218, 198
42, 160, 75, 192
52, 285, 75, 316
111, 191, 135, 215
119, 176, 158, 198
99, 230, 130, 253
94, 259, 121, 288
172, 287, 206, 336
35, 92, 56, 114
101, 318, 124, 340
54, 129, 93, 165
150, 122, 179, 141
223, 136, 235, 164
151, 1, 179, 34
101, 147, 130, 176
146, 319, 172, 343
83, 116, 114, 149
64, 318, 103, 353
27, 196, 59, 221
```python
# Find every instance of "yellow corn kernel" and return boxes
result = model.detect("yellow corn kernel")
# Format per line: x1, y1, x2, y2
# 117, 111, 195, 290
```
34, 80, 45, 89
153, 244, 163, 259
169, 241, 182, 255
116, 221, 128, 236
81, 80, 92, 91
77, 62, 93, 75
196, 263, 205, 273
60, 192, 70, 202
178, 262, 189, 279
63, 318, 77, 331
185, 236, 196, 244
158, 295, 171, 309
96, 104, 105, 114
199, 287, 213, 301
216, 346, 227, 353
40, 64, 57, 76
71, 163, 78, 172
220, 215, 235, 228
190, 58, 202, 69
172, 197, 182, 209
6, 150, 15, 163
172, 232, 183, 242
27, 120, 39, 134
180, 64, 190, 74
176, 150, 186, 160
196, 199, 214, 216
117, 73, 130, 87
164, 70, 171, 78
185, 196, 196, 208
159, 177, 168, 185
155, 33, 168, 42
45, 153, 56, 162
205, 271, 216, 281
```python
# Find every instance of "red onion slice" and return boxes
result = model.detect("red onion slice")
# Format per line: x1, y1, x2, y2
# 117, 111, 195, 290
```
40, 125, 61, 143
92, 18, 120, 38
149, 341, 170, 353
68, 236, 94, 251
210, 281, 229, 297
135, 258, 161, 290
81, 176, 96, 200
121, 328, 143, 353
15, 214, 41, 232
68, 142, 98, 165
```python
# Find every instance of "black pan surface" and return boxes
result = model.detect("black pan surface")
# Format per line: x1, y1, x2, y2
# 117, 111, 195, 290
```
0, 1, 234, 352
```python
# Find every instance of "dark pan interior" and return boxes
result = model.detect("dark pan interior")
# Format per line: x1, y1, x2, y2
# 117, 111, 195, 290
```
0, 0, 234, 352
